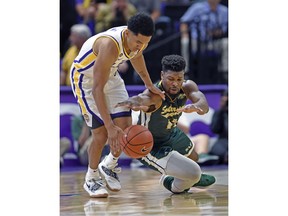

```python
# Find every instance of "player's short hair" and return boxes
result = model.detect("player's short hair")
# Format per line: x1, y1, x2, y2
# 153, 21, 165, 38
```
127, 12, 154, 36
161, 55, 186, 72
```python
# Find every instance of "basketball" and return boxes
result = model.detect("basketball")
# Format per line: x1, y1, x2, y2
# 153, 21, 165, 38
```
119, 125, 154, 159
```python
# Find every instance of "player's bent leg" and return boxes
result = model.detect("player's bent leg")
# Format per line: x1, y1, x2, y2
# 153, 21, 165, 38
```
160, 151, 202, 193
89, 127, 108, 169
187, 151, 216, 188
98, 116, 132, 192
84, 126, 109, 197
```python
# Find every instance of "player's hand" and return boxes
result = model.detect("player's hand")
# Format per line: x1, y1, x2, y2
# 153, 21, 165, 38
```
146, 85, 165, 100
177, 104, 203, 113
106, 124, 125, 155
115, 101, 149, 112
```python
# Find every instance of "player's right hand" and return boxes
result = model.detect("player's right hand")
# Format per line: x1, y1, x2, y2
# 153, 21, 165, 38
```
146, 85, 165, 100
106, 124, 124, 154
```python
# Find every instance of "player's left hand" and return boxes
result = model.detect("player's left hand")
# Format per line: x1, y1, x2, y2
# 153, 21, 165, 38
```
147, 85, 165, 100
177, 104, 203, 113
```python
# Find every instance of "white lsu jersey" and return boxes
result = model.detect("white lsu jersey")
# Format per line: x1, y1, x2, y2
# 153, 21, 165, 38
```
70, 26, 143, 128
73, 26, 140, 77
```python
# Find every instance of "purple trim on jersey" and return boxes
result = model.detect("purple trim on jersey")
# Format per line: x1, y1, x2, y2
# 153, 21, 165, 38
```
111, 111, 132, 119
70, 67, 76, 93
120, 30, 130, 58
108, 35, 119, 46
74, 49, 93, 63
77, 61, 95, 72
77, 74, 103, 123
75, 73, 85, 115
91, 113, 104, 126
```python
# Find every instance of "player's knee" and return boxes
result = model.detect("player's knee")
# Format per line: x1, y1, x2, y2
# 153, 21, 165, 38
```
91, 133, 107, 149
166, 151, 201, 182
182, 162, 201, 183
190, 167, 201, 183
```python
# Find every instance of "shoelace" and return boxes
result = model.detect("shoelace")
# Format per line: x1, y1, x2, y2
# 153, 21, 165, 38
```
107, 163, 122, 174
86, 178, 107, 192
90, 178, 106, 188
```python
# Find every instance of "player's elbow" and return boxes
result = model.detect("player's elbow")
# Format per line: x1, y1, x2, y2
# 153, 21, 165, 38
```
203, 105, 209, 114
198, 105, 209, 115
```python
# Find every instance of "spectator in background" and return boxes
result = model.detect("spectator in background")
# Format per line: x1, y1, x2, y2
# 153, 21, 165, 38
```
71, 115, 110, 166
129, 0, 161, 22
75, 0, 99, 35
95, 0, 137, 33
60, 24, 92, 86
180, 0, 228, 84
209, 89, 228, 164
60, 137, 72, 167
178, 110, 219, 165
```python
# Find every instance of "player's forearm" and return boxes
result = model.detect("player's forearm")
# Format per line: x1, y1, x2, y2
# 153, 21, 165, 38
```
128, 95, 142, 104
130, 55, 153, 87
194, 99, 209, 114
190, 91, 209, 114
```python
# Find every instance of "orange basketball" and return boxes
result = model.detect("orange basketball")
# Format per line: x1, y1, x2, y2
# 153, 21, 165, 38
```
119, 125, 154, 159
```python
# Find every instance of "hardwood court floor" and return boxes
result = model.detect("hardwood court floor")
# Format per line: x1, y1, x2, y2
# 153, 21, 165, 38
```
60, 165, 228, 216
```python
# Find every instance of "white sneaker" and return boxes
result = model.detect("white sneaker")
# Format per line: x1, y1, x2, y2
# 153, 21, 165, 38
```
98, 157, 121, 191
83, 178, 108, 198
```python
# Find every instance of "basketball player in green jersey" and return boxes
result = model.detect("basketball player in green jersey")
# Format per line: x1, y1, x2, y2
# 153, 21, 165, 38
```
116, 54, 216, 193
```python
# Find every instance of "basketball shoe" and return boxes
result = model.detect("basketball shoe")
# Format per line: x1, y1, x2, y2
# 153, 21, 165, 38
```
159, 175, 190, 194
83, 178, 108, 198
160, 173, 216, 193
192, 173, 216, 188
98, 157, 121, 191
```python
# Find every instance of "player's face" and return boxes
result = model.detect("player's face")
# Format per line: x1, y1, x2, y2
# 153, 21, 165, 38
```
161, 71, 185, 95
126, 30, 151, 52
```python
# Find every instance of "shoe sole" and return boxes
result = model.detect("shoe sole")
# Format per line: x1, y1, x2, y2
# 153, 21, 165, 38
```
193, 181, 216, 189
193, 184, 214, 189
98, 168, 121, 192
83, 184, 109, 198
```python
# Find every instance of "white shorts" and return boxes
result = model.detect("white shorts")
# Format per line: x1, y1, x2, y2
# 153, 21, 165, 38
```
70, 67, 131, 129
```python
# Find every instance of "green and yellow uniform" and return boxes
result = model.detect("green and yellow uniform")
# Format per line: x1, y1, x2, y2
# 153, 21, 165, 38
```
138, 81, 194, 172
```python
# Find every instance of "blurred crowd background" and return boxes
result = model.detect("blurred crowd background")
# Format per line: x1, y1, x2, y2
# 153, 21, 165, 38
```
60, 0, 228, 86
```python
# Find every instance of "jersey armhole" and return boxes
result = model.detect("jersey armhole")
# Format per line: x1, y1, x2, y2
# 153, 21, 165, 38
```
92, 36, 121, 56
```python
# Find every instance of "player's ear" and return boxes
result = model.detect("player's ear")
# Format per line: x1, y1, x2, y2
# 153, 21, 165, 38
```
125, 29, 129, 37
161, 71, 164, 79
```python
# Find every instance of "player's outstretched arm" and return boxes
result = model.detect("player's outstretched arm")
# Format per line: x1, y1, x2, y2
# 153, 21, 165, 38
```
116, 90, 162, 112
179, 80, 209, 115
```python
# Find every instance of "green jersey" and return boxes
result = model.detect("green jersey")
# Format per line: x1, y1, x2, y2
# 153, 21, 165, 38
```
138, 81, 188, 143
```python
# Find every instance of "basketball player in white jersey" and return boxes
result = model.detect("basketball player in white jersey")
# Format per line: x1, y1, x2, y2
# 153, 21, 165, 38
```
70, 13, 165, 197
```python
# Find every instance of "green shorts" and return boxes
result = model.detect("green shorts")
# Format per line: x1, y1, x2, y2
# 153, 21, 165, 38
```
139, 128, 194, 172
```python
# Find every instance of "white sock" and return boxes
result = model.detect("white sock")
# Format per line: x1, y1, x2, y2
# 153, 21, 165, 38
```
85, 166, 100, 181
171, 182, 183, 193
104, 153, 119, 166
